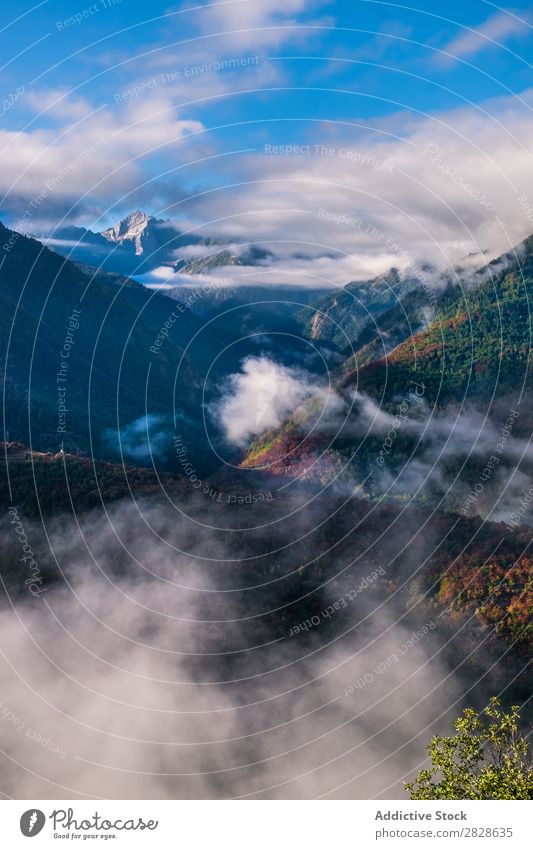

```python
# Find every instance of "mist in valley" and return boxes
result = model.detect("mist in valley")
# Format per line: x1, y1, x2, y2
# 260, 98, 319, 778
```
0, 488, 521, 800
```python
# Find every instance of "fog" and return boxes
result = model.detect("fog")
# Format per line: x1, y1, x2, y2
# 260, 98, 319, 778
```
212, 354, 533, 528
0, 493, 514, 800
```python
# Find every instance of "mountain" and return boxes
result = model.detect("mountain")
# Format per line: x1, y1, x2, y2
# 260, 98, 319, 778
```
335, 283, 436, 373
100, 210, 161, 255
0, 440, 189, 515
174, 242, 275, 276
294, 267, 430, 353
41, 211, 203, 276
0, 220, 239, 472
239, 235, 533, 509
39, 211, 274, 279
2, 438, 530, 658
0, 221, 335, 475
344, 237, 533, 406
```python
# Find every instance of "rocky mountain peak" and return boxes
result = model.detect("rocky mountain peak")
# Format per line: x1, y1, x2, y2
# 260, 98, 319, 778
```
101, 211, 154, 255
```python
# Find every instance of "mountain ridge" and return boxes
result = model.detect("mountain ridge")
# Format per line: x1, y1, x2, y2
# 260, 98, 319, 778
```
36, 210, 273, 279
238, 231, 533, 509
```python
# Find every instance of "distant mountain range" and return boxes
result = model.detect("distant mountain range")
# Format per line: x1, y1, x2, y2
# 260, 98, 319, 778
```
37, 210, 274, 278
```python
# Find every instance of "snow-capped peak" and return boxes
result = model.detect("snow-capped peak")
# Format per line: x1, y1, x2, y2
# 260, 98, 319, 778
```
101, 211, 153, 255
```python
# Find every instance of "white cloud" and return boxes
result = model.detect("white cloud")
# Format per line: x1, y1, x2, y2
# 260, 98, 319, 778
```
439, 9, 531, 61
136, 266, 178, 286
22, 88, 93, 120
212, 355, 337, 446
0, 88, 204, 225
177, 88, 533, 284
5, 29, 533, 288
0, 498, 463, 799
180, 0, 333, 50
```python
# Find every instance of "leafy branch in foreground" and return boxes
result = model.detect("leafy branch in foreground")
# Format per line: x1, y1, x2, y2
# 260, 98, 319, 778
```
406, 697, 533, 799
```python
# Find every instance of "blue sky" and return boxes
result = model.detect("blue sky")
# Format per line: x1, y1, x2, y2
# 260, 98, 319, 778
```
4, 1, 532, 119
2, 0, 533, 284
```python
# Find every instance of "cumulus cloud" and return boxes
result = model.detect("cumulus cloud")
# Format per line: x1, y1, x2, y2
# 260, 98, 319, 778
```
212, 355, 340, 446
22, 88, 94, 121
176, 88, 533, 285
0, 85, 204, 227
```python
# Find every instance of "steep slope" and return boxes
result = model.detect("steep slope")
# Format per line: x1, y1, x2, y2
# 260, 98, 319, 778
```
294, 267, 428, 352
336, 283, 438, 373
0, 222, 223, 471
345, 239, 533, 405
239, 236, 533, 508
